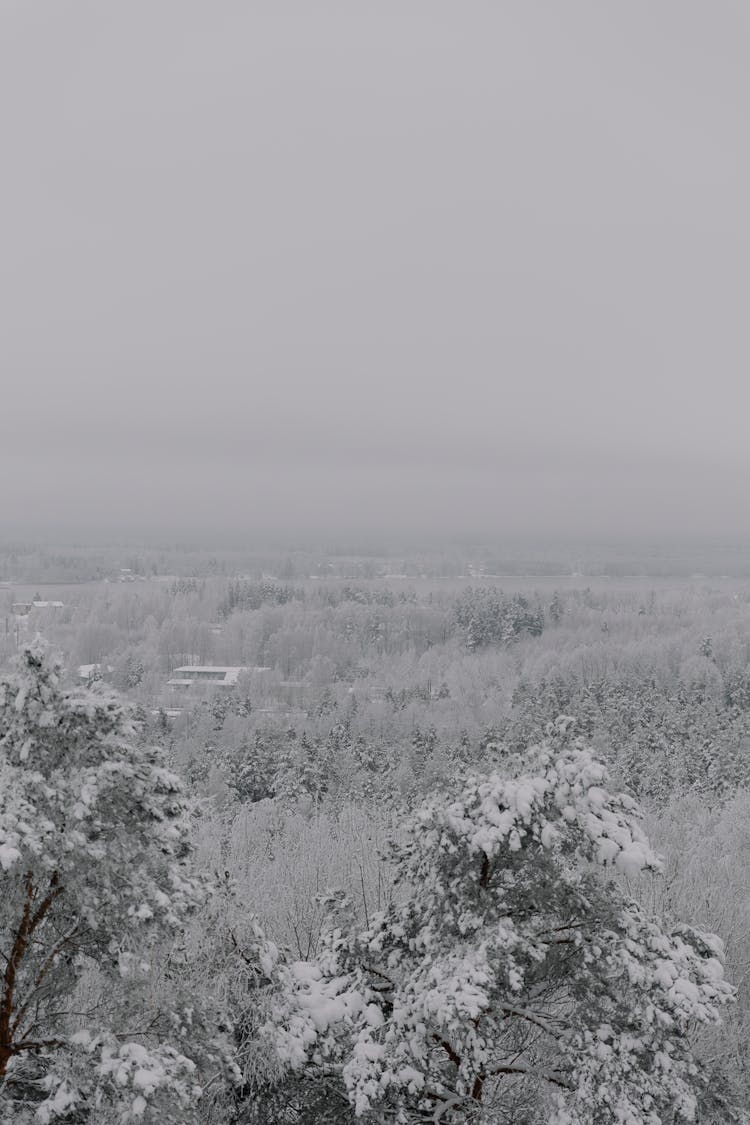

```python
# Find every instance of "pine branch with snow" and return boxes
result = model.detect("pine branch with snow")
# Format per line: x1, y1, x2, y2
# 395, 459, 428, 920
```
0, 642, 232, 1121
271, 718, 734, 1123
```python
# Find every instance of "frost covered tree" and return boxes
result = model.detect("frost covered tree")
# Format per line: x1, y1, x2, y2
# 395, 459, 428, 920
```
273, 718, 734, 1123
0, 642, 233, 1122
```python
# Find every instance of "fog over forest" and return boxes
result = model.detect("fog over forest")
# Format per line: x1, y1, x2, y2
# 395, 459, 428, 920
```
2, 4, 750, 1124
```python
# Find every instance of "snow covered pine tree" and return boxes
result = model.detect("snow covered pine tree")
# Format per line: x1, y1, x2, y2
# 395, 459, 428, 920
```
0, 642, 232, 1122
273, 718, 734, 1124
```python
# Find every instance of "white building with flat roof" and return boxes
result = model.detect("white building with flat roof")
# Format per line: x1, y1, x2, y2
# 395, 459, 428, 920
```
12, 600, 65, 615
167, 666, 247, 689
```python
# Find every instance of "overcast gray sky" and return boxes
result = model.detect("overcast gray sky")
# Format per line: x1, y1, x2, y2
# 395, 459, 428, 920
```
2, 2, 749, 541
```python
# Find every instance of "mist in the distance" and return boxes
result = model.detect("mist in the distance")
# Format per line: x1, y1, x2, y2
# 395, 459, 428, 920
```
2, 3, 748, 540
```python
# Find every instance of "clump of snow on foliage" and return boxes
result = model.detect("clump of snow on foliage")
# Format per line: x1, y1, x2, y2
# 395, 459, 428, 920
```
0, 643, 231, 1122
34, 1034, 201, 1123
271, 718, 734, 1123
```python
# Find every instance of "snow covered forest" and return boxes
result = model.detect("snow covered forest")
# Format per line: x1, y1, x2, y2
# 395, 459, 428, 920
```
4, 0, 749, 1117
2, 543, 750, 1122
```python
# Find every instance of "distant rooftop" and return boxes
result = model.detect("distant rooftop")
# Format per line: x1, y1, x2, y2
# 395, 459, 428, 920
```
168, 665, 249, 688
173, 665, 246, 675
12, 600, 64, 614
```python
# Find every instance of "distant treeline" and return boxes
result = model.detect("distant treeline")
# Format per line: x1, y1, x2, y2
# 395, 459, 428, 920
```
7, 539, 750, 584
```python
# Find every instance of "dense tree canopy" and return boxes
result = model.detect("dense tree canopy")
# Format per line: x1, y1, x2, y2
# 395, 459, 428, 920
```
273, 721, 733, 1123
2, 564, 750, 1121
0, 643, 232, 1122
